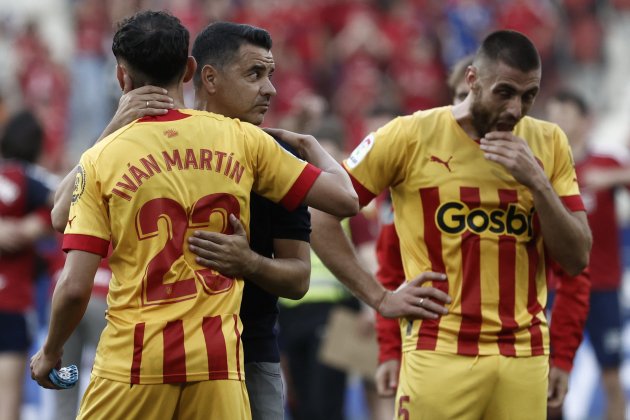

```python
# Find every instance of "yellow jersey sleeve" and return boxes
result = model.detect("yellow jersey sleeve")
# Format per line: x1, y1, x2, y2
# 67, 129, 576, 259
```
550, 125, 584, 211
62, 150, 110, 256
343, 116, 409, 206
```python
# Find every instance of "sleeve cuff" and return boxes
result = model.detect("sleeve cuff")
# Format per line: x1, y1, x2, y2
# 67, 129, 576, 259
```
62, 234, 110, 257
550, 355, 573, 372
280, 164, 322, 211
347, 171, 377, 207
561, 194, 585, 212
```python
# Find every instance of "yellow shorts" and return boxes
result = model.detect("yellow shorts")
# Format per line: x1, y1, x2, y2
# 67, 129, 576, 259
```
395, 351, 548, 420
77, 375, 251, 420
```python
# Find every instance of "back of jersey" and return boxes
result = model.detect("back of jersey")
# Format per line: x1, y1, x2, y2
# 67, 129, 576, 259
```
63, 109, 315, 384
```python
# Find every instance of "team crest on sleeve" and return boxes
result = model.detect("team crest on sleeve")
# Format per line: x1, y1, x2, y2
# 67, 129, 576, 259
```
346, 133, 376, 169
71, 165, 86, 204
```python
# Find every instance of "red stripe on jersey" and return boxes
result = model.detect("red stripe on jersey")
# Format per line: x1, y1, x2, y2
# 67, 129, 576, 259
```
416, 187, 447, 351
561, 195, 585, 212
202, 316, 229, 380
457, 187, 482, 355
163, 320, 187, 383
279, 164, 322, 211
137, 109, 191, 123
347, 170, 377, 207
497, 190, 518, 356
62, 234, 110, 256
130, 323, 145, 384
526, 240, 545, 355
233, 314, 242, 380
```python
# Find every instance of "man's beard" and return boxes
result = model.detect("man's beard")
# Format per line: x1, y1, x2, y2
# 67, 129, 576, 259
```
470, 98, 495, 138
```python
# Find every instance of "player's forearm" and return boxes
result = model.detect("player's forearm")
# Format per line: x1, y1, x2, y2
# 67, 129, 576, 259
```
243, 254, 310, 299
43, 276, 92, 357
531, 182, 592, 275
311, 209, 386, 309
51, 168, 76, 232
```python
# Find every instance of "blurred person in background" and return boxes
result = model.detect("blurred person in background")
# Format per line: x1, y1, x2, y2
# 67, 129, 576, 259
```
311, 30, 592, 419
546, 90, 627, 420
0, 110, 54, 420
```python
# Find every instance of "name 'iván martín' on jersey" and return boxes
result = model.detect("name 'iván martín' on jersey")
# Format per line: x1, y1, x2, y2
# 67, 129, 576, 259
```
111, 148, 245, 201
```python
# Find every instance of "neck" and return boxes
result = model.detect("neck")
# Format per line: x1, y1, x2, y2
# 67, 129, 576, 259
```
194, 91, 234, 119
161, 83, 186, 108
451, 99, 480, 139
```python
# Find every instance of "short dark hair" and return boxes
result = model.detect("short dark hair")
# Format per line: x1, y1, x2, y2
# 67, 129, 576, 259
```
112, 10, 189, 86
475, 30, 540, 73
550, 90, 589, 116
0, 110, 43, 163
191, 22, 272, 86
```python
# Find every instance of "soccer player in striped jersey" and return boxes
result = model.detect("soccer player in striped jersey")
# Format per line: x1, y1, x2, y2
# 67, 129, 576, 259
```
311, 30, 592, 419
30, 11, 358, 420
373, 57, 591, 416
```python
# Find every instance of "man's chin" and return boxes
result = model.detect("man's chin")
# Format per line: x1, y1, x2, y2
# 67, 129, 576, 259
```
495, 123, 516, 132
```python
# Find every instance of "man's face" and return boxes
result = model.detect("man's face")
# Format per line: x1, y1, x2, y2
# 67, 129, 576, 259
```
470, 61, 541, 136
546, 100, 584, 147
213, 43, 276, 126
453, 79, 469, 105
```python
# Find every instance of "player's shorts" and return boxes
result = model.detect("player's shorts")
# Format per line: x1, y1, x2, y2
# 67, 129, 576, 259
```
77, 375, 251, 420
0, 311, 31, 353
586, 290, 622, 368
395, 351, 548, 420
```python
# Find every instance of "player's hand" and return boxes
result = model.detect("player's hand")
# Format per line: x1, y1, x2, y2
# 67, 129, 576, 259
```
582, 167, 624, 191
479, 131, 546, 189
188, 214, 260, 278
30, 348, 62, 390
262, 127, 314, 158
378, 272, 450, 319
375, 359, 400, 397
547, 365, 569, 408
111, 74, 174, 126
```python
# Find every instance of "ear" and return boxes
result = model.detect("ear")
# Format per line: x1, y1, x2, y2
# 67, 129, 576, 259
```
182, 56, 197, 83
465, 65, 476, 89
116, 63, 125, 91
200, 63, 219, 95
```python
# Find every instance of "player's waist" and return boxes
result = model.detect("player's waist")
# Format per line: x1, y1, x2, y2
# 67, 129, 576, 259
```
95, 313, 244, 384
402, 316, 549, 357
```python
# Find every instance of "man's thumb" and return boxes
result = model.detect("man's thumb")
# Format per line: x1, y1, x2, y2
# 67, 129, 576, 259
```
229, 214, 245, 235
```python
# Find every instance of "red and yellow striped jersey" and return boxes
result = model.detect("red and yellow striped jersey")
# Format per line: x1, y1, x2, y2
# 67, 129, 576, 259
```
63, 109, 320, 384
344, 106, 584, 357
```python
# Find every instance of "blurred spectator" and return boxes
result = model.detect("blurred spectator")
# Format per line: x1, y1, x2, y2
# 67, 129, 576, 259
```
0, 110, 54, 420
15, 23, 69, 172
547, 90, 627, 420
66, 0, 111, 168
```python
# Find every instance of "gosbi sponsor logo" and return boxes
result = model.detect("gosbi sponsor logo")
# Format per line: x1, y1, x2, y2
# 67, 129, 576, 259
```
435, 201, 535, 237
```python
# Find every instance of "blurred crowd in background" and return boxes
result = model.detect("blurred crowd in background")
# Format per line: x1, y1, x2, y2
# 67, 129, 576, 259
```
1, 0, 630, 173
2, 0, 630, 419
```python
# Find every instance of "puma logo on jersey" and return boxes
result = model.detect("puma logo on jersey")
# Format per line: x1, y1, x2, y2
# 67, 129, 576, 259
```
67, 216, 77, 227
430, 155, 453, 172
164, 129, 178, 138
